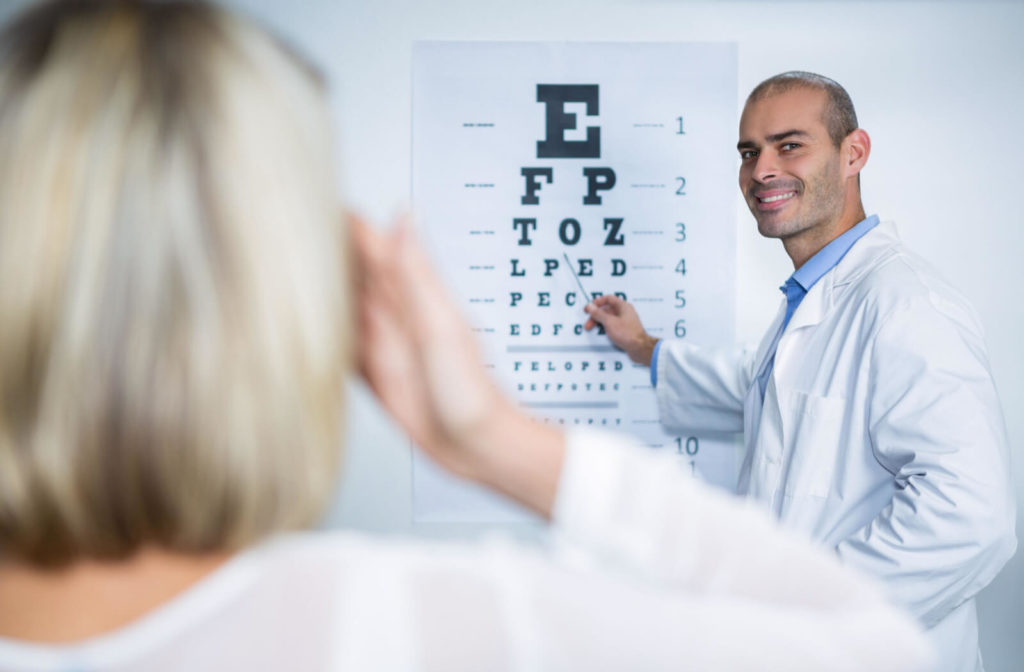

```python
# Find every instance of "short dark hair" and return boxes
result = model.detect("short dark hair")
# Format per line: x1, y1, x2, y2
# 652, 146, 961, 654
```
747, 71, 858, 147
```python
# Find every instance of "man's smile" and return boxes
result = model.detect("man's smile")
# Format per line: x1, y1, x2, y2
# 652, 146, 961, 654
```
755, 190, 797, 210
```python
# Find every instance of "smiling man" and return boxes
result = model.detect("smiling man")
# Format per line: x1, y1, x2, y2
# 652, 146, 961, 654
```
584, 71, 1016, 671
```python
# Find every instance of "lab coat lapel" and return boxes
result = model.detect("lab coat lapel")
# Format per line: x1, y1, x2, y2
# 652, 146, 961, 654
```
770, 221, 900, 388
786, 272, 830, 333
829, 220, 901, 291
753, 299, 787, 384
774, 272, 832, 378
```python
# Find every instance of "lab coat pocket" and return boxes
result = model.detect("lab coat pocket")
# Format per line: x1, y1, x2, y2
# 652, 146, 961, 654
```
777, 388, 846, 499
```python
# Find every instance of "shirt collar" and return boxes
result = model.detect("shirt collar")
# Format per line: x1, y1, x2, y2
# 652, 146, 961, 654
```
785, 214, 879, 294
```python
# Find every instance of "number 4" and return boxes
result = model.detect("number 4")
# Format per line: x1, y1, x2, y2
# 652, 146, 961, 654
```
675, 259, 686, 275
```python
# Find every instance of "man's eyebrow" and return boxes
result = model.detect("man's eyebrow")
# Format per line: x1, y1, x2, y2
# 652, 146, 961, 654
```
766, 129, 810, 143
736, 129, 811, 151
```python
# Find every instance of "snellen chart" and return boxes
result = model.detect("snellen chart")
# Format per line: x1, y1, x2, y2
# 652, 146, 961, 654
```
412, 42, 739, 522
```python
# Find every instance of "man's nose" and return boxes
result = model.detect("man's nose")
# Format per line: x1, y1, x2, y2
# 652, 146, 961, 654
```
753, 151, 778, 183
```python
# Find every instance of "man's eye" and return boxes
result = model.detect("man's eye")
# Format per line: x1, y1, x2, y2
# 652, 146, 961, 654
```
781, 142, 801, 151
739, 150, 757, 160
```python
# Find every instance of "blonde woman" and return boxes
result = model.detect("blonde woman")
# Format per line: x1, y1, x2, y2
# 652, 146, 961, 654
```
0, 1, 931, 670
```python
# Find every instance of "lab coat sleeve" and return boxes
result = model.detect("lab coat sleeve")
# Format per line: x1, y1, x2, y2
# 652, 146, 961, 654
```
836, 294, 1017, 627
541, 427, 934, 671
655, 340, 757, 433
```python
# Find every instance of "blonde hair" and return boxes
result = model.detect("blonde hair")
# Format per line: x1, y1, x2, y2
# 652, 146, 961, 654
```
0, 0, 349, 566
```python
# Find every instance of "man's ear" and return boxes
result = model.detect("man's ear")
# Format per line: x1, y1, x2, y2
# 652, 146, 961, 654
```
843, 129, 871, 179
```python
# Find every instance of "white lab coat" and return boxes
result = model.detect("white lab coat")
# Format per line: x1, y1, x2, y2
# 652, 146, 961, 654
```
655, 221, 1016, 672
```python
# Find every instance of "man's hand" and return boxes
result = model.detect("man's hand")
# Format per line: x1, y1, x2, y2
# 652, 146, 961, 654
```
583, 295, 660, 366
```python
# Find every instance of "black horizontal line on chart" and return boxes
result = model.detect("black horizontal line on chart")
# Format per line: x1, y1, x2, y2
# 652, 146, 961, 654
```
631, 419, 660, 424
632, 123, 664, 128
468, 298, 494, 303
632, 231, 664, 235
521, 401, 619, 409
629, 184, 667, 189
506, 345, 619, 353
469, 265, 495, 270
463, 184, 495, 188
631, 363, 648, 369
632, 265, 664, 270
468, 230, 495, 235
648, 327, 665, 333
646, 444, 665, 449
472, 328, 496, 333
631, 385, 653, 390
632, 298, 664, 303
461, 122, 495, 127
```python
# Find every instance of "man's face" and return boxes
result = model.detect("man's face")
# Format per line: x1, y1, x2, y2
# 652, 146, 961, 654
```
737, 87, 845, 241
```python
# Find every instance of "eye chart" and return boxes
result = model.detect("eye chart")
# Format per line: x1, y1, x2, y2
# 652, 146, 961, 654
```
412, 42, 738, 522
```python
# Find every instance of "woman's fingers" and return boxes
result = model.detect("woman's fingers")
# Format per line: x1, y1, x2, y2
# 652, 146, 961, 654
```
352, 214, 436, 443
351, 213, 511, 475
392, 222, 501, 450
359, 293, 438, 449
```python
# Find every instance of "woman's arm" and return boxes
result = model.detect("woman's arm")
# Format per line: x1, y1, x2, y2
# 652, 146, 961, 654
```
352, 215, 933, 669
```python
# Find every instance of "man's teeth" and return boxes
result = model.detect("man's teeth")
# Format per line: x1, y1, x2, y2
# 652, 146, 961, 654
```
760, 192, 795, 203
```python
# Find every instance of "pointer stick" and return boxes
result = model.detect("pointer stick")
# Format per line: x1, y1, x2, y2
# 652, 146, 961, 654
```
562, 252, 593, 304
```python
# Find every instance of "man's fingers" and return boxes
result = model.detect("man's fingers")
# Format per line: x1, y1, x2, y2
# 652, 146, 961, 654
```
587, 296, 624, 315
584, 301, 617, 322
583, 304, 609, 330
592, 294, 620, 308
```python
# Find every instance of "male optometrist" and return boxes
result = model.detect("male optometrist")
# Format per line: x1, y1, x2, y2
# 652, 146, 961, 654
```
583, 71, 1016, 671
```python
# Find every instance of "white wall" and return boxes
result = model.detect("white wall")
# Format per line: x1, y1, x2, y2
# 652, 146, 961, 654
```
3, 0, 1020, 668
213, 0, 1024, 668
283, 1, 1023, 667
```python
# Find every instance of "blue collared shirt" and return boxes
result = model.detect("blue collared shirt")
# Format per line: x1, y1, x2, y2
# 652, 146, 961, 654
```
651, 214, 879, 390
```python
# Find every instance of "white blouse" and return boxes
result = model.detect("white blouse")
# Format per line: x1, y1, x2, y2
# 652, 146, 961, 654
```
0, 429, 933, 671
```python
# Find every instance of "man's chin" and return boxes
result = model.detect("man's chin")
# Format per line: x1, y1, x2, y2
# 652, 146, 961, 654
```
755, 216, 790, 240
